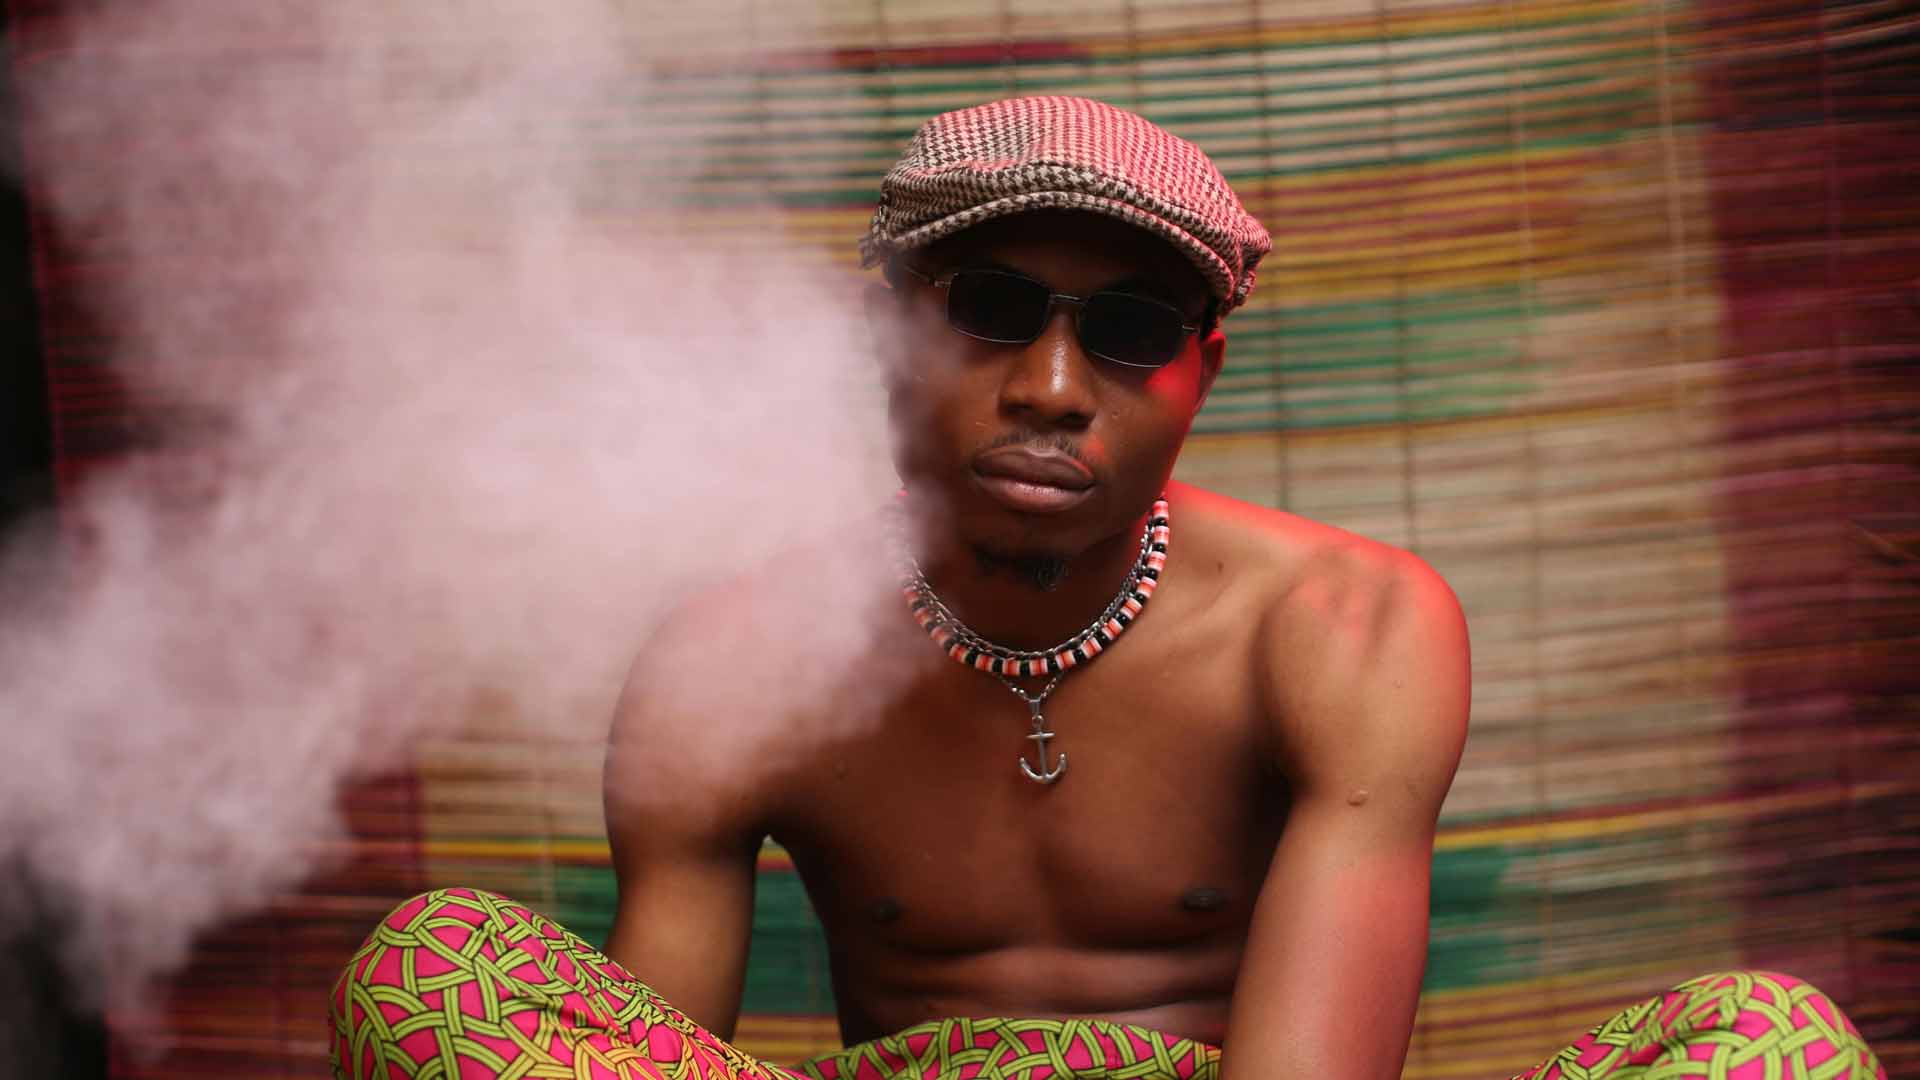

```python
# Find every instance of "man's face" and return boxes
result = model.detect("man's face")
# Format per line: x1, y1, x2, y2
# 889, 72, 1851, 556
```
876, 210, 1225, 568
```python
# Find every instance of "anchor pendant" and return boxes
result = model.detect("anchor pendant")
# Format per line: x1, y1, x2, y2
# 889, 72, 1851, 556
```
1017, 696, 1067, 784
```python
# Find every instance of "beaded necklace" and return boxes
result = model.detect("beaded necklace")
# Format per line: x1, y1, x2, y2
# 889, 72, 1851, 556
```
897, 497, 1171, 784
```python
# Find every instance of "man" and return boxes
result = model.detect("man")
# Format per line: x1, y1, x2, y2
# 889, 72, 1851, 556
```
331, 97, 1884, 1080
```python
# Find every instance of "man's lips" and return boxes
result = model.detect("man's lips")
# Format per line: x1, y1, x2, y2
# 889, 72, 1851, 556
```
970, 446, 1095, 514
972, 446, 1094, 490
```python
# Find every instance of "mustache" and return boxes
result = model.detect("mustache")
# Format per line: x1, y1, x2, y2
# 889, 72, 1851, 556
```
979, 430, 1090, 464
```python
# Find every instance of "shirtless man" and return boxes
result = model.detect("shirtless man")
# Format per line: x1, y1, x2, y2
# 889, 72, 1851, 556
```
600, 96, 1468, 1080
331, 96, 1885, 1080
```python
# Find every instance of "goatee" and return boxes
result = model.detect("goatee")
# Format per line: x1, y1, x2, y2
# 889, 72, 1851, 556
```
973, 548, 1071, 593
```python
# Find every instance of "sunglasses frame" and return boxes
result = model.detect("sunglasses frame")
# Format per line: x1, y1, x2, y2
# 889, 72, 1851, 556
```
893, 263, 1202, 369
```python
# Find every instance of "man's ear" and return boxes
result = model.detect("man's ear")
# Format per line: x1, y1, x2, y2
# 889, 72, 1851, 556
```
1193, 328, 1226, 417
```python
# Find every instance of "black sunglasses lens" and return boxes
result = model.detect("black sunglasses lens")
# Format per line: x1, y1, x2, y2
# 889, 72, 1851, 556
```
1081, 293, 1189, 368
945, 270, 1050, 343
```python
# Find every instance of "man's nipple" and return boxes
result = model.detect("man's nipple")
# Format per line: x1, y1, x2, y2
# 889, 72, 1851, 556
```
1180, 887, 1227, 913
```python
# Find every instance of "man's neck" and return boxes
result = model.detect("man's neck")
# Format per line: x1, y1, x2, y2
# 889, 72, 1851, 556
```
908, 511, 1151, 654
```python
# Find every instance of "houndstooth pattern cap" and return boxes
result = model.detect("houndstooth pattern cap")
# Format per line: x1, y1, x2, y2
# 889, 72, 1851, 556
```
861, 96, 1272, 313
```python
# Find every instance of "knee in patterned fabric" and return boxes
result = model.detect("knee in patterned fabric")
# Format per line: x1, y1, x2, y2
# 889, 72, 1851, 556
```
1586, 970, 1884, 1080
336, 889, 509, 986
1674, 969, 1859, 1027
1519, 969, 1886, 1080
330, 888, 774, 1080
330, 888, 649, 1080
333, 887, 571, 1000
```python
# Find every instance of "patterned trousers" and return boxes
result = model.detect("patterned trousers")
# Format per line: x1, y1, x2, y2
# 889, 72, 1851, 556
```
331, 888, 1886, 1080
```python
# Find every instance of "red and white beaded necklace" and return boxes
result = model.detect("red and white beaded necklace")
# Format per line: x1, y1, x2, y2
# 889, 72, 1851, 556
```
897, 497, 1171, 784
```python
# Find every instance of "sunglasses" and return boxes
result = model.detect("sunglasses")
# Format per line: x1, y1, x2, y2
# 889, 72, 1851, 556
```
893, 263, 1203, 369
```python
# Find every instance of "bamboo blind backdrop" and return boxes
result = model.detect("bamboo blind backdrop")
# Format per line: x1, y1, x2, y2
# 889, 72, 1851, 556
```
7, 0, 1916, 1077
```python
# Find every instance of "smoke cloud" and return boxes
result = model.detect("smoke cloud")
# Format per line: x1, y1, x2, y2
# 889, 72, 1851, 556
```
2, 0, 898, 1018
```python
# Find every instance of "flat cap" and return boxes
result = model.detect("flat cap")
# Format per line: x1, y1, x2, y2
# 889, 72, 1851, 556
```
860, 95, 1271, 313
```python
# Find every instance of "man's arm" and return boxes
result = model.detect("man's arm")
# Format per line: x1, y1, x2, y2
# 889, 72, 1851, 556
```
1221, 545, 1470, 1080
601, 607, 769, 1040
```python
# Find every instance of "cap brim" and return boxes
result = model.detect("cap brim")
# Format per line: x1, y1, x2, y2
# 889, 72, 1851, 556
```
860, 190, 1239, 313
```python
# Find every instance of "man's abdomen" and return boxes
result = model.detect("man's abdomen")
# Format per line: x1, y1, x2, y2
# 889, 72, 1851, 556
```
828, 938, 1244, 1047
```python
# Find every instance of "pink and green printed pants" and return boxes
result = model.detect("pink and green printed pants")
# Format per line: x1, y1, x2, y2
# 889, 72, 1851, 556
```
331, 888, 1886, 1080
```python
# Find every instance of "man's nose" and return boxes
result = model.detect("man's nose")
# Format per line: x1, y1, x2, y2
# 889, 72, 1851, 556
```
997, 307, 1096, 429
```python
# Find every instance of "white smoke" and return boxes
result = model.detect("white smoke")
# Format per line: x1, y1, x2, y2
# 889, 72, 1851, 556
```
2, 0, 897, 1016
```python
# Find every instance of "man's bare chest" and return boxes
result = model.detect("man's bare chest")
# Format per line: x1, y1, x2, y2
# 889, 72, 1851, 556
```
766, 642, 1288, 957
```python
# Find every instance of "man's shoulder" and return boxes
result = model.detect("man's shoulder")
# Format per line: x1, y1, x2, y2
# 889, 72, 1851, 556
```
1172, 480, 1448, 612
1175, 484, 1467, 793
1173, 480, 1464, 715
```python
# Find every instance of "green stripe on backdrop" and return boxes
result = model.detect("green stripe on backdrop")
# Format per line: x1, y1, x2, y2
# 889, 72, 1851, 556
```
682, 86, 1654, 172
643, 37, 1662, 105
647, 59, 1658, 129
652, 8, 1645, 85
1196, 285, 1555, 431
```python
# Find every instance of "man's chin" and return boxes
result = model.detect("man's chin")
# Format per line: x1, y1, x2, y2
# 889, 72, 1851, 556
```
899, 474, 1104, 571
